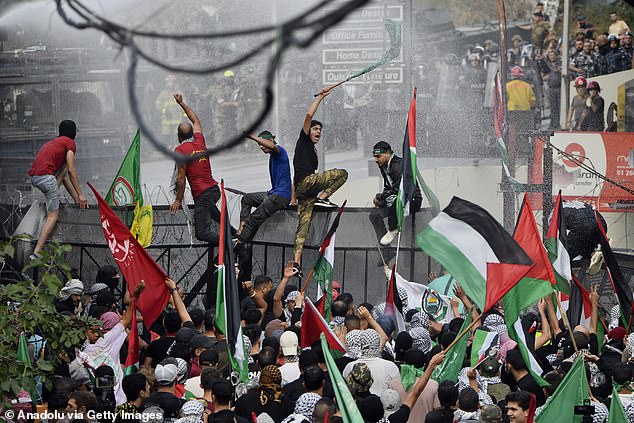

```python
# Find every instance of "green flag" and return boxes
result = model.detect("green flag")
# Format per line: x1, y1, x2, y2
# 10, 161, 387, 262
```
17, 332, 31, 368
536, 356, 588, 422
609, 387, 629, 423
105, 130, 152, 247
432, 310, 472, 383
320, 333, 363, 423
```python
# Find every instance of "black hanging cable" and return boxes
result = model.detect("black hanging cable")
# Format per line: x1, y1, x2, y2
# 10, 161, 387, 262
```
55, 0, 371, 164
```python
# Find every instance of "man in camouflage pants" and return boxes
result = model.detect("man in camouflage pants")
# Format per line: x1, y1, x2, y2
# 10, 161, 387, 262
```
292, 86, 348, 276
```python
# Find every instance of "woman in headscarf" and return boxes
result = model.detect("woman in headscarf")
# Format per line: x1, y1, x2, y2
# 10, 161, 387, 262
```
234, 365, 293, 421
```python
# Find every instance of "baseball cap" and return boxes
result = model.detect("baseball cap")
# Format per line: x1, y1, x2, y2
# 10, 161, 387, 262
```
199, 348, 219, 366
190, 334, 213, 349
258, 130, 276, 140
480, 404, 503, 422
381, 389, 401, 416
175, 327, 196, 344
280, 331, 299, 356
155, 363, 178, 386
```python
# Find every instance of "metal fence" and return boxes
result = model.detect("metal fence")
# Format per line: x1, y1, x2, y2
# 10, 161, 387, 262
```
17, 199, 437, 309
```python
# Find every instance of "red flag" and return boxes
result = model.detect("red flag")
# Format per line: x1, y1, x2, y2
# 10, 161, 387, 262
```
385, 264, 406, 333
514, 194, 557, 286
124, 298, 139, 375
301, 298, 346, 353
88, 183, 169, 328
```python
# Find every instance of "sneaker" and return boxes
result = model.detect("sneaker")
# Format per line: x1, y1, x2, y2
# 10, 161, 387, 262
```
29, 252, 42, 262
315, 198, 338, 207
380, 229, 399, 246
292, 262, 303, 278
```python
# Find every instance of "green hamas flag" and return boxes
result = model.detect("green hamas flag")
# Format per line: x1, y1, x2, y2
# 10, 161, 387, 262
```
17, 332, 31, 368
432, 310, 472, 383
609, 387, 629, 423
105, 130, 152, 247
536, 356, 588, 422
320, 333, 363, 423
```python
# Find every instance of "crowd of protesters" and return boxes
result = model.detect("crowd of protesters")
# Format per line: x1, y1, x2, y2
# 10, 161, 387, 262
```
7, 245, 634, 423
456, 6, 632, 133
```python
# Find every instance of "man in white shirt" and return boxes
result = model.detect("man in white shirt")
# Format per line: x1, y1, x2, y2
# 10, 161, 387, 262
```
342, 329, 400, 396
279, 331, 301, 386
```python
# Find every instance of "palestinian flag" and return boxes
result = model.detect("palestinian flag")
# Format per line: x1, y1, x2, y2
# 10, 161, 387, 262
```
502, 194, 554, 387
545, 192, 572, 295
568, 275, 592, 330
432, 310, 473, 383
471, 329, 499, 368
569, 275, 606, 350
385, 264, 406, 333
595, 210, 633, 326
396, 89, 418, 231
535, 356, 588, 422
301, 298, 346, 353
609, 386, 629, 423
320, 333, 363, 423
215, 181, 248, 382
417, 196, 534, 313
124, 298, 139, 376
314, 201, 347, 320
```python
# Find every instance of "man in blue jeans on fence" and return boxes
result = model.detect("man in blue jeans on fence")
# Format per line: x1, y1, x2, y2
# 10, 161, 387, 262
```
235, 131, 292, 245
28, 119, 88, 258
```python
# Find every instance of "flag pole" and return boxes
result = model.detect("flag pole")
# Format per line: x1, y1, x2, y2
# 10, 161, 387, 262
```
300, 268, 316, 295
555, 293, 579, 353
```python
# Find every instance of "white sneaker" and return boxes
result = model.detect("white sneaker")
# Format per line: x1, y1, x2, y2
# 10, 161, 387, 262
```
380, 229, 398, 246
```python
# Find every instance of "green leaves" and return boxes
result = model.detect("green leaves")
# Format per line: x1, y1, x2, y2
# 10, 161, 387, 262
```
0, 236, 89, 408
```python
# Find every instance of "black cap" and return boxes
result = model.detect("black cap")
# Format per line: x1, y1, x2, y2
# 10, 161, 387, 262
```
191, 334, 213, 349
199, 348, 219, 366
175, 327, 196, 344
372, 141, 392, 155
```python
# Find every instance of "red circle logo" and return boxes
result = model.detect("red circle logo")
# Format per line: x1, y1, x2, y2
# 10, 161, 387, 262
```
562, 143, 586, 168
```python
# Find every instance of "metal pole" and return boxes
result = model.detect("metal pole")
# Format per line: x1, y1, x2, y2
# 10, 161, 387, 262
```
272, 0, 280, 136
560, 0, 570, 129
542, 137, 553, 239
497, 0, 515, 231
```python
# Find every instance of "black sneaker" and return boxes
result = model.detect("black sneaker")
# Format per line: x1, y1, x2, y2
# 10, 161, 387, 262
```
292, 262, 303, 278
315, 198, 338, 207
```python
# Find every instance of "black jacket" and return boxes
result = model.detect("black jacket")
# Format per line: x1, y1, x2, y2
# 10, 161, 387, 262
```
377, 155, 421, 203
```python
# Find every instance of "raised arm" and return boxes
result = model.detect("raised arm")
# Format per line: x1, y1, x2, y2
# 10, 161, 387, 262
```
121, 281, 145, 328
65, 150, 88, 209
535, 298, 552, 350
273, 261, 298, 318
358, 305, 389, 351
165, 277, 192, 326
246, 133, 280, 154
174, 93, 202, 134
302, 87, 332, 134
170, 164, 187, 213
589, 284, 599, 335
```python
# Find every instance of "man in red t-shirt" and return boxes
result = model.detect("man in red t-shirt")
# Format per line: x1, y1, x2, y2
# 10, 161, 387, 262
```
28, 120, 88, 257
169, 94, 225, 244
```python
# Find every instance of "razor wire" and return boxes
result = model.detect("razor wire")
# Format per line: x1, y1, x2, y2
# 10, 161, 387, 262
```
54, 0, 371, 165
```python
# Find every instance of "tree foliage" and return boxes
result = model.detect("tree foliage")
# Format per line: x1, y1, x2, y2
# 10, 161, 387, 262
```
0, 238, 99, 405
